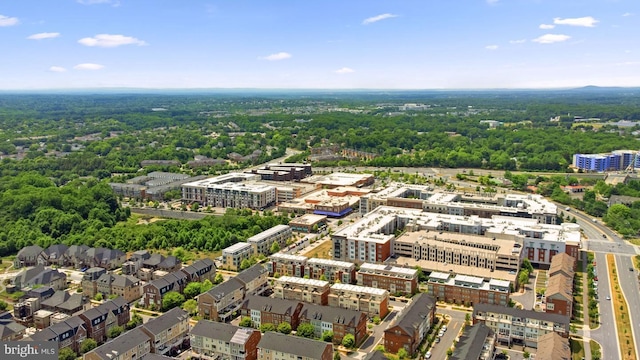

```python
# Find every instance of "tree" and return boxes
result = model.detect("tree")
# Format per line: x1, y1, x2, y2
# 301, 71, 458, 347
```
162, 291, 185, 311
333, 352, 341, 360
372, 315, 381, 325
240, 259, 252, 270
341, 334, 355, 348
465, 313, 471, 324
296, 323, 315, 338
239, 317, 253, 327
191, 202, 199, 212
397, 348, 408, 359
212, 273, 224, 285
523, 351, 530, 358
0, 300, 7, 311
277, 322, 292, 334
322, 330, 334, 342
94, 293, 103, 301
184, 282, 202, 299
270, 241, 280, 254
182, 299, 198, 316
80, 338, 97, 354
260, 323, 276, 332
127, 312, 143, 330
58, 348, 77, 360
107, 325, 124, 339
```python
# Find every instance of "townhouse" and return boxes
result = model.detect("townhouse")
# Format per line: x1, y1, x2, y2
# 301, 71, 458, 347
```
0, 312, 26, 341
449, 323, 496, 360
142, 271, 188, 309
273, 276, 330, 305
328, 283, 389, 318
37, 244, 69, 267
535, 332, 571, 360
298, 303, 368, 346
239, 296, 304, 330
82, 268, 107, 298
426, 272, 511, 307
12, 265, 67, 291
139, 308, 190, 356
356, 263, 418, 296
190, 320, 261, 360
266, 253, 307, 278
383, 293, 436, 356
247, 224, 292, 256
83, 327, 151, 360
473, 303, 570, 348
29, 315, 87, 353
181, 258, 216, 283
222, 243, 254, 271
78, 297, 130, 344
257, 332, 333, 360
198, 278, 246, 322
96, 273, 142, 303
306, 258, 356, 284
13, 245, 43, 268
545, 253, 575, 317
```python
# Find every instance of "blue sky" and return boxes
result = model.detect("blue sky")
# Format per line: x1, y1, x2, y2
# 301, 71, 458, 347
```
1, 0, 639, 89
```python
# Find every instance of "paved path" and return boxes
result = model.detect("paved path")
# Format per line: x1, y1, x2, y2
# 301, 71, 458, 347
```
581, 251, 592, 360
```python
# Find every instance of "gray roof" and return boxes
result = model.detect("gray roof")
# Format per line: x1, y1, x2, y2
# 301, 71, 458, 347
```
42, 244, 69, 259
300, 303, 364, 326
390, 293, 436, 336
90, 327, 151, 360
157, 256, 180, 269
241, 295, 300, 315
17, 245, 43, 259
450, 323, 492, 360
65, 245, 89, 258
206, 278, 245, 301
40, 290, 70, 308
190, 320, 256, 344
182, 258, 214, 277
57, 293, 87, 311
364, 352, 390, 360
98, 273, 138, 288
235, 264, 267, 284
0, 313, 26, 339
31, 315, 85, 341
29, 327, 57, 342
141, 307, 188, 336
473, 303, 570, 326
258, 332, 331, 358
143, 253, 165, 267
15, 265, 66, 288
26, 286, 55, 299
140, 354, 174, 360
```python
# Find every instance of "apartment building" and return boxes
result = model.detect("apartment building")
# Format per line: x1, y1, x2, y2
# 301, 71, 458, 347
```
266, 253, 308, 277
183, 179, 276, 210
83, 327, 151, 360
140, 308, 189, 355
222, 243, 254, 271
305, 258, 356, 284
394, 230, 522, 274
356, 263, 418, 296
329, 283, 389, 318
289, 214, 327, 233
190, 320, 261, 360
273, 276, 330, 305
257, 332, 333, 360
383, 293, 436, 356
573, 150, 639, 172
473, 303, 570, 348
247, 225, 292, 256
426, 272, 511, 306
181, 173, 260, 204
450, 323, 496, 360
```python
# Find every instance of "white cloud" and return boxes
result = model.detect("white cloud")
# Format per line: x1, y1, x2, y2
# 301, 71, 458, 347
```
259, 52, 292, 61
622, 12, 633, 17
362, 13, 398, 25
509, 39, 526, 44
539, 24, 555, 29
27, 32, 61, 40
78, 34, 147, 47
335, 67, 355, 74
485, 45, 499, 50
532, 34, 571, 44
74, 63, 105, 70
553, 16, 599, 27
0, 14, 19, 27
49, 66, 67, 72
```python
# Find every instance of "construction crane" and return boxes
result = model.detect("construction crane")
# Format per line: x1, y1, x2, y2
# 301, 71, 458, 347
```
625, 152, 640, 173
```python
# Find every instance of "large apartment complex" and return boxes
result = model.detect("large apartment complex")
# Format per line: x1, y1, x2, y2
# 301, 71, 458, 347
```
427, 272, 510, 306
181, 173, 275, 209
573, 150, 639, 172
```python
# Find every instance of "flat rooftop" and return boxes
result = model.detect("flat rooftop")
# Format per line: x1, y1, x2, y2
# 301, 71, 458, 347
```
394, 256, 517, 284
303, 172, 373, 187
277, 276, 329, 287
331, 283, 388, 296
396, 230, 521, 257
290, 214, 328, 225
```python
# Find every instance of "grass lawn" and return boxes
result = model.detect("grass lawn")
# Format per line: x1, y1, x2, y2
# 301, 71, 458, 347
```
607, 254, 637, 360
300, 239, 333, 259
628, 239, 640, 246
0, 257, 15, 272
590, 340, 602, 360
570, 338, 585, 360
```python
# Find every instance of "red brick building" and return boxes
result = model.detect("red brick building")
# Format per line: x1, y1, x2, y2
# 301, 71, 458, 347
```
357, 263, 418, 295
384, 293, 436, 356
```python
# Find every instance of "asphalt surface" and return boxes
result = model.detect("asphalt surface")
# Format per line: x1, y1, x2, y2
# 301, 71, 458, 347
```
429, 308, 466, 360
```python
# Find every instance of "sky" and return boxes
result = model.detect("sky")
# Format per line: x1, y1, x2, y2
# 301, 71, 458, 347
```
1, 0, 639, 90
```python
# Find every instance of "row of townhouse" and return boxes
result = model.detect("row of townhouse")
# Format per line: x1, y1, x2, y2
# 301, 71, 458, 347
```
266, 254, 356, 284
82, 267, 142, 303
28, 297, 130, 353
191, 321, 333, 360
544, 253, 576, 317
84, 307, 190, 360
273, 276, 390, 318
426, 271, 511, 307
198, 264, 269, 322
383, 293, 437, 356
142, 258, 215, 309
239, 295, 368, 346
15, 244, 126, 270
121, 250, 182, 281
221, 225, 293, 270
472, 303, 570, 348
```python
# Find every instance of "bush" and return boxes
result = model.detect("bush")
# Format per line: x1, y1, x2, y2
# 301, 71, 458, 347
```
341, 334, 355, 348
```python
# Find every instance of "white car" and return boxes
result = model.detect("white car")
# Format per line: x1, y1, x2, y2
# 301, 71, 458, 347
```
425, 351, 432, 359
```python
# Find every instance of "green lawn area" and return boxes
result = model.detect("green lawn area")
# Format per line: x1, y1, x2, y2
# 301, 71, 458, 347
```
535, 270, 547, 293
590, 340, 602, 360
570, 338, 585, 360
607, 254, 636, 360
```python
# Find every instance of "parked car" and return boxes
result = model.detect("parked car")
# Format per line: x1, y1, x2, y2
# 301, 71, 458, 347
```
425, 351, 432, 359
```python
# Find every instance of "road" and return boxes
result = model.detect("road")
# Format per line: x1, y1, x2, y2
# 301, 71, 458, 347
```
430, 308, 466, 360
